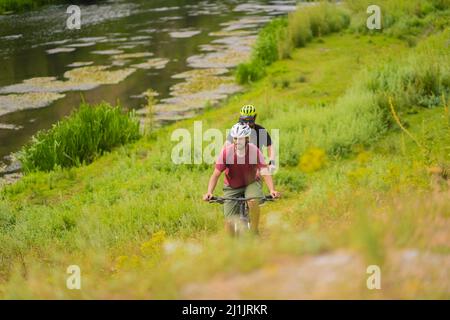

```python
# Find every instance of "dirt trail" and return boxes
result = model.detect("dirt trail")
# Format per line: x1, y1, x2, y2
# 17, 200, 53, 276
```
182, 251, 367, 299
181, 250, 450, 299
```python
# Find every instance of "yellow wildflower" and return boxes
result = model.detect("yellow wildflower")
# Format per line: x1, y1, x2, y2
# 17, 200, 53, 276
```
299, 147, 327, 173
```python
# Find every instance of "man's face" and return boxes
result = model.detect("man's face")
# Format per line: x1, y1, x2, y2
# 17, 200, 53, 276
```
233, 137, 247, 152
239, 116, 256, 128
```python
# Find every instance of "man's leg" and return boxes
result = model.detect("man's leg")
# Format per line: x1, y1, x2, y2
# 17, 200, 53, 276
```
247, 200, 260, 234
245, 181, 264, 234
224, 216, 240, 236
223, 186, 244, 236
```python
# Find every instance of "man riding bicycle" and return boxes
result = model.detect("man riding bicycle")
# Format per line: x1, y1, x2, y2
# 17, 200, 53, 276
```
203, 123, 280, 235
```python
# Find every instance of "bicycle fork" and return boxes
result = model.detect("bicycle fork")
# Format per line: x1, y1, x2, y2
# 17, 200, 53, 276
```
240, 201, 251, 230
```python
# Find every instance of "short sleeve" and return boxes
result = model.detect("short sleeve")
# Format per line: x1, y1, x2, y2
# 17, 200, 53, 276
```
256, 125, 272, 147
215, 147, 227, 172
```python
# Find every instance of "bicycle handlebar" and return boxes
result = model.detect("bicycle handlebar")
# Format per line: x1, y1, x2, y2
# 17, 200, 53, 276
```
209, 195, 276, 204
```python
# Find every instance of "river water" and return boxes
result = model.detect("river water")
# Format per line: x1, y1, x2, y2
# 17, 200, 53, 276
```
0, 0, 296, 162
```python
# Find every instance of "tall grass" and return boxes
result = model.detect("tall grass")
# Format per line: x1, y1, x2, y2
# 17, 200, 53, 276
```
236, 3, 350, 84
236, 18, 290, 84
0, 0, 59, 13
288, 2, 350, 47
252, 18, 290, 66
19, 102, 141, 172
346, 0, 449, 18
347, 0, 450, 42
237, 0, 449, 85
264, 29, 449, 166
359, 28, 450, 114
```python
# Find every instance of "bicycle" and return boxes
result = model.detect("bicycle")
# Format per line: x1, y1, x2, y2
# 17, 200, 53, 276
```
209, 195, 275, 236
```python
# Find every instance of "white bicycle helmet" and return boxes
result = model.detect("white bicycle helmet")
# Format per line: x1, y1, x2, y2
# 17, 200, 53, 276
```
230, 122, 251, 138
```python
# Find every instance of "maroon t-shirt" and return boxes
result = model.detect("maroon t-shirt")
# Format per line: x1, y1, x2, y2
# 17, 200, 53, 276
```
215, 143, 267, 189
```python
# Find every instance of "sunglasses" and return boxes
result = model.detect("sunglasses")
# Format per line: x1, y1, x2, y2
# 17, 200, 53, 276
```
239, 116, 255, 123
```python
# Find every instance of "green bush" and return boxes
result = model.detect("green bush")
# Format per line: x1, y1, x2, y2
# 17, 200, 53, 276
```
271, 89, 386, 165
266, 29, 449, 165
361, 29, 450, 114
236, 60, 266, 84
288, 3, 350, 47
308, 3, 350, 36
275, 168, 307, 191
236, 3, 350, 84
235, 18, 290, 84
19, 102, 141, 172
0, 0, 60, 13
347, 0, 450, 36
287, 11, 312, 47
252, 18, 290, 66
239, 0, 447, 85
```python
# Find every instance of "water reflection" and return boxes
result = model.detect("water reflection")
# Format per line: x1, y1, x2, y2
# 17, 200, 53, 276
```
0, 0, 296, 159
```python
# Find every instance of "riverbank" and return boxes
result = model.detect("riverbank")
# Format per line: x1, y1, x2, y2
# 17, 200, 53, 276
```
0, 0, 291, 161
0, 2, 449, 298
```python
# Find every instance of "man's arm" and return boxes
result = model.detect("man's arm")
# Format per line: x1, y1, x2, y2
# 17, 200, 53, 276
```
203, 168, 222, 201
257, 145, 280, 198
258, 126, 274, 165
265, 129, 275, 164
267, 144, 274, 162
261, 173, 280, 198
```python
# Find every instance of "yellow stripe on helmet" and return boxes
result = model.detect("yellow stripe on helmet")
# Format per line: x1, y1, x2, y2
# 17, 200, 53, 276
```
240, 104, 256, 116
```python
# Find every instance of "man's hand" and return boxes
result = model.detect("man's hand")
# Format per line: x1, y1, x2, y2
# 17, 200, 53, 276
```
204, 169, 221, 201
269, 190, 280, 199
268, 164, 276, 174
203, 192, 213, 201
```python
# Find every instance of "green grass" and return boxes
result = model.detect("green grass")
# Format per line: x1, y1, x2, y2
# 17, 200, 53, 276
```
0, 0, 59, 13
347, 0, 450, 44
288, 2, 351, 46
19, 102, 141, 172
0, 2, 449, 299
1, 31, 449, 298
235, 18, 289, 84
268, 29, 449, 166
236, 3, 350, 84
236, 0, 449, 84
0, 33, 398, 278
